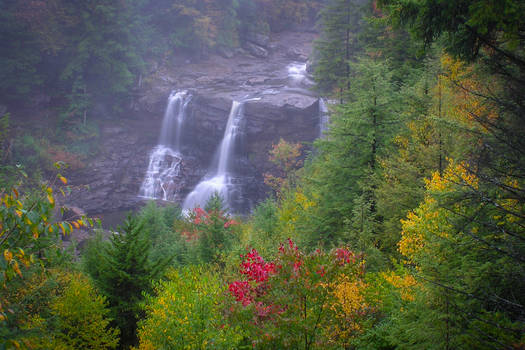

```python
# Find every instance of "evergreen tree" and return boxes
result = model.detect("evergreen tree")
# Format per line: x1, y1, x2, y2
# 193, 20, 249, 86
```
0, 1, 44, 99
389, 161, 525, 349
198, 192, 233, 263
305, 56, 399, 250
84, 215, 170, 349
314, 0, 367, 98
137, 201, 184, 266
376, 0, 525, 345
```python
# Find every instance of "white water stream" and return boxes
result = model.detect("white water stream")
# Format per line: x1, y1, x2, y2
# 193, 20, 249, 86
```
183, 98, 259, 211
319, 98, 329, 137
183, 101, 244, 210
139, 90, 191, 201
287, 62, 314, 88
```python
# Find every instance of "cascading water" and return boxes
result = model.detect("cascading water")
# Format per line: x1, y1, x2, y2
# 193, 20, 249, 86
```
183, 99, 254, 211
140, 90, 191, 201
319, 98, 329, 137
287, 63, 328, 138
287, 62, 314, 88
159, 90, 191, 151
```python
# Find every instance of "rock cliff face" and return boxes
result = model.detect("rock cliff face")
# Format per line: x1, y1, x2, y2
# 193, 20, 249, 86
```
65, 31, 320, 215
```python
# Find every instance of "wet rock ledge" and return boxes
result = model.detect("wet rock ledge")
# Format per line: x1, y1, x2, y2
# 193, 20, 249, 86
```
64, 31, 321, 214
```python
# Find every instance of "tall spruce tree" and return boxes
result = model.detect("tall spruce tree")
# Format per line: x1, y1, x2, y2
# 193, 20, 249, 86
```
313, 0, 367, 99
84, 215, 170, 349
301, 56, 399, 251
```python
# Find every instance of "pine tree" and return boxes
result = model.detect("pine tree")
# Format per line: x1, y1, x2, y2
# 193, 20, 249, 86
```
306, 56, 399, 249
198, 192, 233, 263
314, 0, 367, 99
84, 215, 170, 349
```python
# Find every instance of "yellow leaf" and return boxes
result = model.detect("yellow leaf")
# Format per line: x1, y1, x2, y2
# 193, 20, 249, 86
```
47, 194, 54, 205
72, 221, 80, 229
15, 210, 22, 217
3, 250, 13, 263
59, 176, 67, 185
32, 227, 39, 239
59, 223, 66, 234
13, 262, 22, 277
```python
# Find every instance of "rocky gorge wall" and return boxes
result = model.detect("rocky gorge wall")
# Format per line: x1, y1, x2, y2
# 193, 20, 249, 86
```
64, 31, 321, 215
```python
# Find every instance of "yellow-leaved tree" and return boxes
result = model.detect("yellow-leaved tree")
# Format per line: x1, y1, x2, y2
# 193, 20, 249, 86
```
393, 161, 525, 348
29, 271, 120, 349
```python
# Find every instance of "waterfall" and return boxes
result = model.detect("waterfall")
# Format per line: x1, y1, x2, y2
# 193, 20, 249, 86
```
287, 62, 314, 87
139, 90, 191, 201
159, 90, 192, 151
319, 98, 329, 137
183, 100, 246, 210
140, 145, 182, 200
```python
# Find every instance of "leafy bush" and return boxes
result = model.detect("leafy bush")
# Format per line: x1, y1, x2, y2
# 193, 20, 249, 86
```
24, 271, 120, 349
226, 240, 374, 349
0, 171, 92, 348
183, 193, 240, 264
136, 266, 244, 349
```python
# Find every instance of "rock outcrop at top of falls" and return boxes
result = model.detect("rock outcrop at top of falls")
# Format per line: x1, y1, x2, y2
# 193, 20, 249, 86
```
63, 31, 321, 214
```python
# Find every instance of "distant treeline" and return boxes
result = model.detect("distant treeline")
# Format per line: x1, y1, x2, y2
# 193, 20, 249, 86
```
0, 0, 322, 115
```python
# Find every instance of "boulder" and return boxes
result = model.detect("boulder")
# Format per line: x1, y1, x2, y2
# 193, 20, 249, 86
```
286, 47, 307, 61
306, 59, 315, 74
246, 76, 266, 86
267, 42, 278, 53
246, 31, 270, 48
234, 47, 247, 56
62, 206, 86, 221
217, 46, 234, 59
244, 42, 269, 59
137, 86, 171, 114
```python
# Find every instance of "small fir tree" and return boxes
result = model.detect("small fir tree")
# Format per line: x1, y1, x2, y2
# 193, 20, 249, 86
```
84, 215, 171, 349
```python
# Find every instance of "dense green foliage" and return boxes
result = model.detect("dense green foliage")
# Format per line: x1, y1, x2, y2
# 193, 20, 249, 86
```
2, 0, 524, 348
26, 271, 120, 349
314, 0, 366, 96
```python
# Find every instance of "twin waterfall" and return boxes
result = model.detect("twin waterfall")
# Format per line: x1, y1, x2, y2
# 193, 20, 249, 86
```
140, 62, 330, 212
140, 92, 251, 211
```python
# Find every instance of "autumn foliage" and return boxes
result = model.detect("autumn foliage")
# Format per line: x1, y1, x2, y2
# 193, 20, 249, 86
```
227, 240, 372, 349
263, 138, 303, 194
